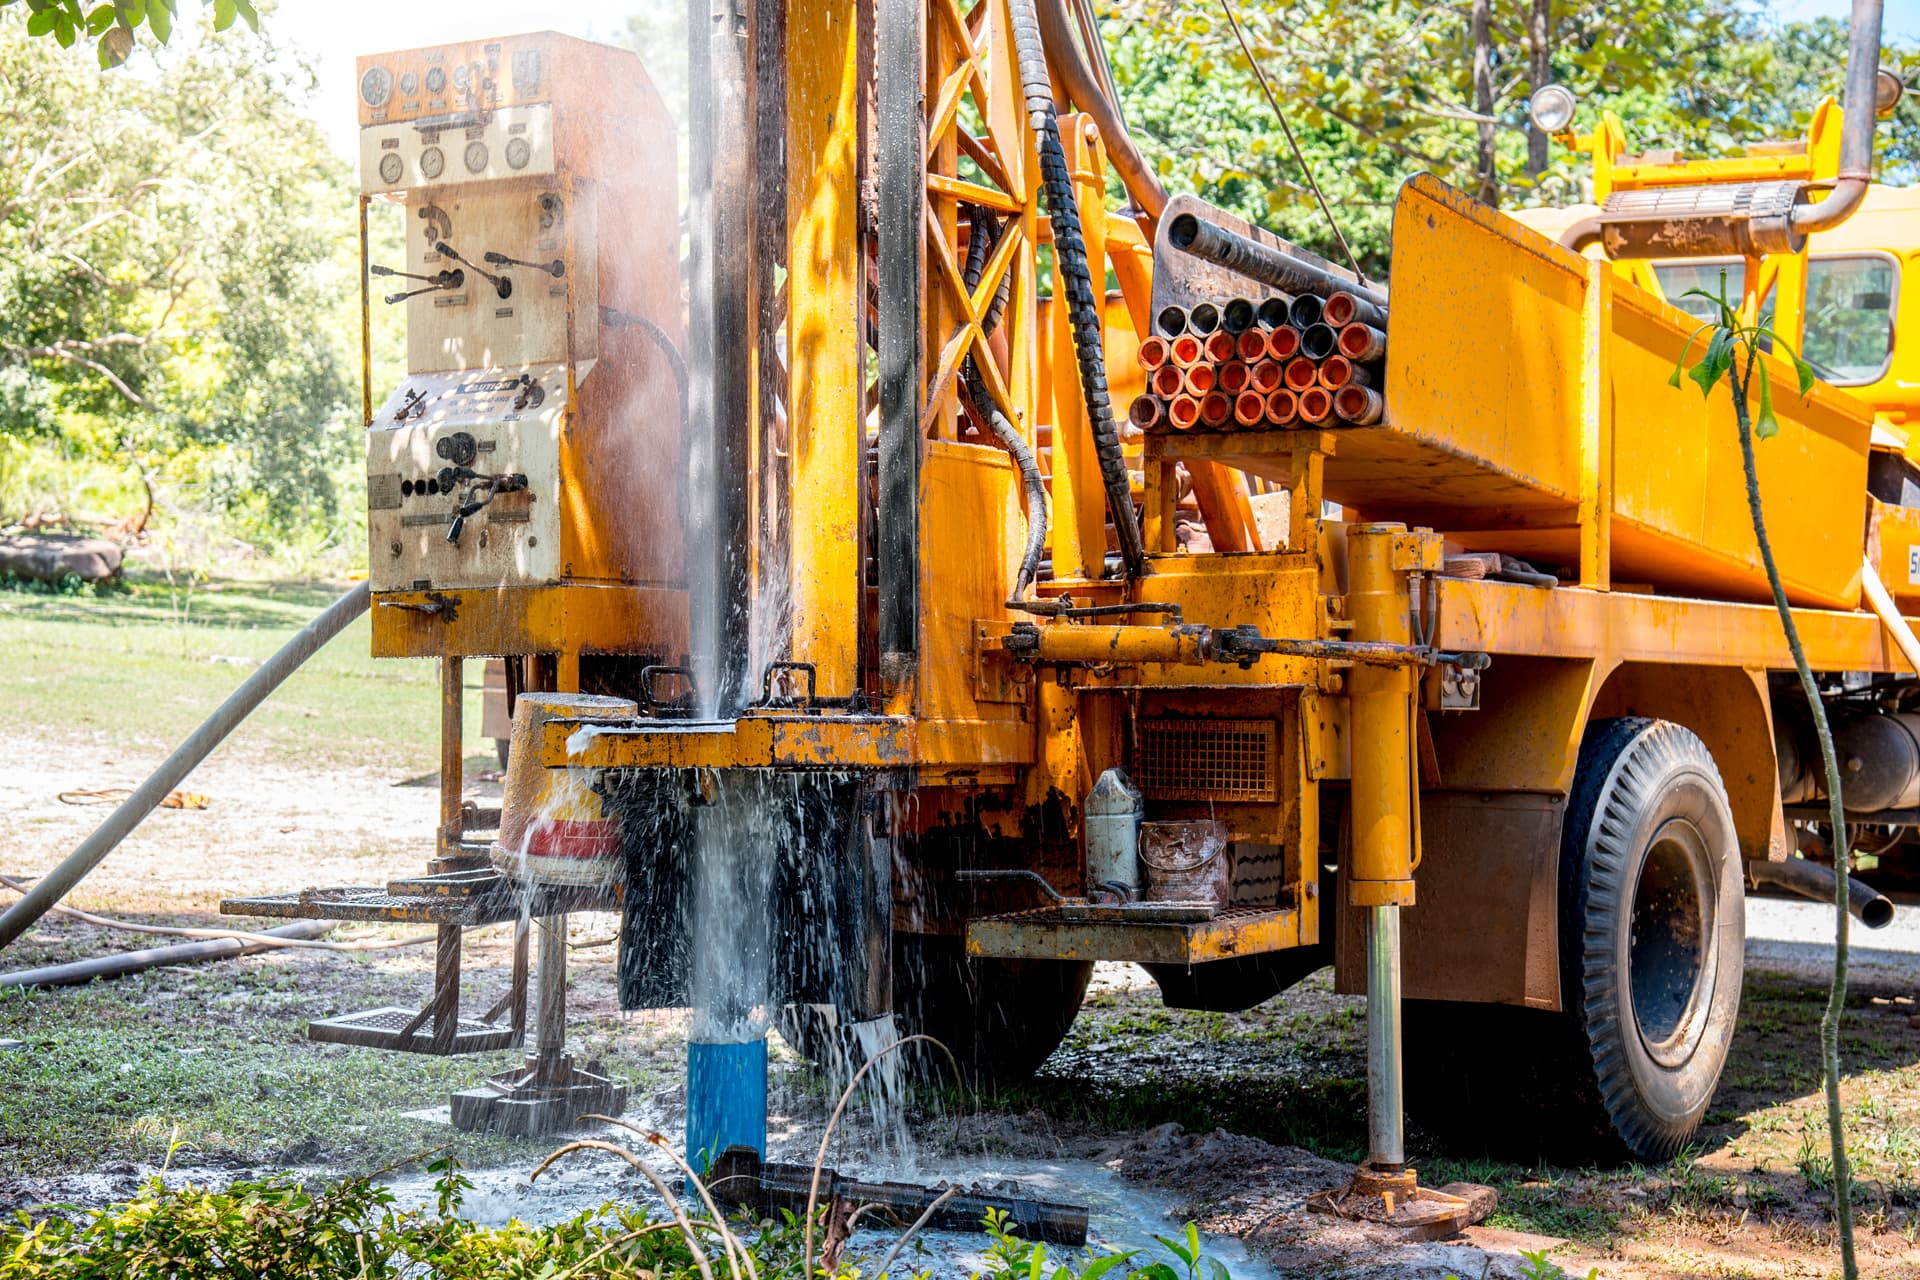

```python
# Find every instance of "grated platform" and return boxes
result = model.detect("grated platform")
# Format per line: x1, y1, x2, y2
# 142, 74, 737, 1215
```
221, 871, 616, 926
309, 1005, 521, 1054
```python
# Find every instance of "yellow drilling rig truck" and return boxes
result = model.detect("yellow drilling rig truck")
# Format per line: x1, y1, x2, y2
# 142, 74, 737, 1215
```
37, 0, 1898, 1234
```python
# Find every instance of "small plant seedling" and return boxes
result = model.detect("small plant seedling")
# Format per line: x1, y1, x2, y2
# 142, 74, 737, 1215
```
1670, 270, 1857, 1280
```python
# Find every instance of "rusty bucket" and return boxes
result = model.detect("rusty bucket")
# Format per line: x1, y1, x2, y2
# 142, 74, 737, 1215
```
1140, 819, 1232, 904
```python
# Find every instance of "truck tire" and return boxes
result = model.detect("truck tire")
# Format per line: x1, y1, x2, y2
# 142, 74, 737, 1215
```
893, 933, 1092, 1087
1559, 716, 1744, 1161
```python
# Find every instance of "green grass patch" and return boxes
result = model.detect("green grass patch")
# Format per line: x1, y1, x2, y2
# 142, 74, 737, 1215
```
0, 573, 483, 772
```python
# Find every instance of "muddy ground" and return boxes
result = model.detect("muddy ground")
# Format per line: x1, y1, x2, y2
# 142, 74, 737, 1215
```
2, 586, 1919, 1277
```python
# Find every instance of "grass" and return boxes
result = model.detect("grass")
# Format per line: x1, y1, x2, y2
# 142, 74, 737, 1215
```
0, 942, 677, 1179
0, 572, 481, 773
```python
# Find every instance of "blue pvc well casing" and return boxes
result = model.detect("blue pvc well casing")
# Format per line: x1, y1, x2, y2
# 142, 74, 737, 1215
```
686, 1038, 768, 1171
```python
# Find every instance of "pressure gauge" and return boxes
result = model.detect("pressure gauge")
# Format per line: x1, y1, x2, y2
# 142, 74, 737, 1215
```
425, 66, 446, 95
452, 64, 471, 93
464, 141, 489, 174
504, 136, 531, 170
419, 146, 445, 180
359, 66, 393, 108
378, 152, 404, 185
398, 71, 419, 98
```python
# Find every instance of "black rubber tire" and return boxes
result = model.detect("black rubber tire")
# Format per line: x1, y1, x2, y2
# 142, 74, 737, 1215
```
1558, 717, 1745, 1162
886, 932, 1092, 1088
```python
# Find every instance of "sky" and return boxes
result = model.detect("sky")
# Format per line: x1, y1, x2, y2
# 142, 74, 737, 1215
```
241, 0, 1920, 162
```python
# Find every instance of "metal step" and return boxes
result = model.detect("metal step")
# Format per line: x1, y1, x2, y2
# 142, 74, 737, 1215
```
310, 1004, 520, 1054
966, 902, 1307, 964
220, 870, 616, 927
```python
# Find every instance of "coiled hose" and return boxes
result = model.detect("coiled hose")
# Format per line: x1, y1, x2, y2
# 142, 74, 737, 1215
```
961, 207, 1049, 599
1007, 0, 1145, 577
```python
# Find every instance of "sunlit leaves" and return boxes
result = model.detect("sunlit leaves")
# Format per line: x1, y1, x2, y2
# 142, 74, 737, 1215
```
3, 0, 255, 66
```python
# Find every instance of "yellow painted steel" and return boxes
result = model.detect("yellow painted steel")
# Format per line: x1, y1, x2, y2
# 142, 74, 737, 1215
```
1382, 174, 1873, 609
539, 713, 1035, 773
967, 905, 1305, 964
784, 0, 863, 699
369, 583, 687, 661
1009, 624, 1215, 665
1345, 525, 1429, 908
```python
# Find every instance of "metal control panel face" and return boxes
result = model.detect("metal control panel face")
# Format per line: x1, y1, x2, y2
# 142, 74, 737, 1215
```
367, 410, 563, 592
357, 39, 546, 127
359, 103, 556, 193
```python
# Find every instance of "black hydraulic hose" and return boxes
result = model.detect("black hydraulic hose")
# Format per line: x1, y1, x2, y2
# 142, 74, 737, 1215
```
962, 208, 1048, 598
1007, 0, 1145, 578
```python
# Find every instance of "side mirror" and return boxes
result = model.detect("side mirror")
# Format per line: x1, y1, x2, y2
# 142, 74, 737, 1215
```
1528, 83, 1579, 136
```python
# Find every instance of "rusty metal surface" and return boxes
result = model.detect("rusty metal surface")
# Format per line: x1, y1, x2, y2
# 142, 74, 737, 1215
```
220, 873, 615, 926
1334, 790, 1563, 1010
966, 902, 1303, 965
308, 1005, 521, 1055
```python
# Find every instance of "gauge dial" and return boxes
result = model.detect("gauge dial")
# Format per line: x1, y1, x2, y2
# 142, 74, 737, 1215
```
419, 146, 445, 180
504, 137, 531, 170
464, 141, 489, 174
377, 152, 404, 185
425, 66, 446, 95
398, 71, 419, 98
452, 64, 471, 93
359, 66, 393, 108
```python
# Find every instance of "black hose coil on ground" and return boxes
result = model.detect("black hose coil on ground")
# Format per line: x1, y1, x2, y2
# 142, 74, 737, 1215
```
1006, 0, 1145, 578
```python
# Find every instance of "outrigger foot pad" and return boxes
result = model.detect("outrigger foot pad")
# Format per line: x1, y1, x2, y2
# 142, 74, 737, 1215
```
449, 1052, 628, 1136
1307, 1165, 1495, 1241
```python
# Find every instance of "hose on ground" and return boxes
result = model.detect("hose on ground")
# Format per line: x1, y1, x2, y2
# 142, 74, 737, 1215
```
961, 205, 1049, 599
1007, 0, 1145, 578
0, 875, 435, 951
0, 580, 373, 952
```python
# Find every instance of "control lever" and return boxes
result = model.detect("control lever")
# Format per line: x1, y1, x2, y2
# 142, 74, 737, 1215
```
370, 264, 460, 286
484, 251, 565, 279
382, 269, 465, 305
434, 241, 512, 300
439, 467, 529, 544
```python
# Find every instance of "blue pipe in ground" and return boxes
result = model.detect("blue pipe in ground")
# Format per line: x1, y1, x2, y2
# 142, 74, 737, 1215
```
686, 1037, 768, 1172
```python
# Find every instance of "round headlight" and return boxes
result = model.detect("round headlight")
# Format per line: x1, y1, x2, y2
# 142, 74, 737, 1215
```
1528, 83, 1578, 135
1876, 67, 1905, 117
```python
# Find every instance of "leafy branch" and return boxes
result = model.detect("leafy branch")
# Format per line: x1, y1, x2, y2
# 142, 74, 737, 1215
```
2, 0, 259, 68
1671, 273, 1857, 1280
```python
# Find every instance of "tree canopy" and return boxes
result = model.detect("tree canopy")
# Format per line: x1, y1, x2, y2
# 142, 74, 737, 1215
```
0, 11, 357, 540
1106, 0, 1920, 272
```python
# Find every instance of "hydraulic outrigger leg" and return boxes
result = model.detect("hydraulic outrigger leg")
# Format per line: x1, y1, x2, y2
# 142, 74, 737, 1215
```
1311, 523, 1492, 1237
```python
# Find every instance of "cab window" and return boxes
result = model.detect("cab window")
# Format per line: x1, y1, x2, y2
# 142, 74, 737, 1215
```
1652, 261, 1745, 321
1803, 255, 1896, 384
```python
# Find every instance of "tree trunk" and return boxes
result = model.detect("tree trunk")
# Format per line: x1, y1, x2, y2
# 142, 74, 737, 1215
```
1527, 0, 1551, 179
1472, 0, 1497, 206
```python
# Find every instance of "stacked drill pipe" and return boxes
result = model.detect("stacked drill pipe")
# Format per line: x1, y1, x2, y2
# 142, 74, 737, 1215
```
1128, 289, 1388, 433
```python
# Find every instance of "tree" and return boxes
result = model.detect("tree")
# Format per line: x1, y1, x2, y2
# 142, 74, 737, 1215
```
0, 12, 359, 540
0, 0, 257, 68
1103, 0, 1917, 270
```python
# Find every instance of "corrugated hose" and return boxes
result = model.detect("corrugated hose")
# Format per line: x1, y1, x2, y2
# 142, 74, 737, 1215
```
1007, 0, 1146, 578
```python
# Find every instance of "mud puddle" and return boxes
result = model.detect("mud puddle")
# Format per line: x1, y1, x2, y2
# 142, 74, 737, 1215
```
380, 1151, 1280, 1277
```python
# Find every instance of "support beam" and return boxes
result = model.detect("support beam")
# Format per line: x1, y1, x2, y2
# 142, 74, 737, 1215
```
876, 0, 925, 690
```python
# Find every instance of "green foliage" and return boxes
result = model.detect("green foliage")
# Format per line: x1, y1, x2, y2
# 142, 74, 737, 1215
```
0, 0, 257, 67
0, 1175, 1234, 1280
0, 12, 358, 545
1105, 0, 1920, 270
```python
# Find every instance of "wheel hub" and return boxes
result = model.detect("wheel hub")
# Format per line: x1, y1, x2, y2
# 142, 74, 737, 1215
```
1629, 817, 1717, 1069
